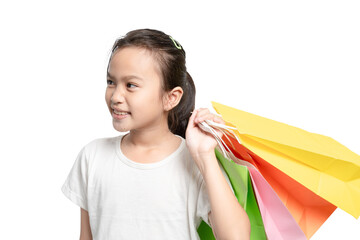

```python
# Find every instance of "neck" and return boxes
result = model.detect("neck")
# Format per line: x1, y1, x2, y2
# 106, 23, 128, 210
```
125, 127, 175, 150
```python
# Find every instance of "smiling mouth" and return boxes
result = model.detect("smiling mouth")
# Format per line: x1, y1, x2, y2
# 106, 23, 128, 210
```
114, 110, 130, 115
112, 109, 131, 119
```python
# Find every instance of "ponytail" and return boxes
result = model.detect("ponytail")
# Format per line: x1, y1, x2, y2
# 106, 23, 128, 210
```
168, 72, 196, 139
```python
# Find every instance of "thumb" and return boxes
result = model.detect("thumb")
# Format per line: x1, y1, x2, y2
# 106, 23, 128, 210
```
187, 109, 198, 129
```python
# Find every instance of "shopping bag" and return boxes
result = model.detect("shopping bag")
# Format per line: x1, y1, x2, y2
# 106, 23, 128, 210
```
218, 147, 308, 239
197, 148, 267, 240
195, 114, 335, 238
225, 136, 336, 238
211, 101, 360, 219
197, 120, 307, 239
229, 155, 307, 239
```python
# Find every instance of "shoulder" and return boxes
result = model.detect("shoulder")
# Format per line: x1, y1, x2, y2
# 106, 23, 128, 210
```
82, 135, 120, 153
76, 135, 121, 164
72, 135, 122, 174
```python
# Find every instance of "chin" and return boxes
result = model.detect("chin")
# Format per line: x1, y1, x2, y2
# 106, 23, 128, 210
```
112, 122, 129, 132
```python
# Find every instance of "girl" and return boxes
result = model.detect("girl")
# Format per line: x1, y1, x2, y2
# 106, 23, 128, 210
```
61, 28, 250, 240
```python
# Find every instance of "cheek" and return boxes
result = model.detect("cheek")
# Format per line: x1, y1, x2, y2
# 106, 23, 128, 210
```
138, 87, 162, 102
105, 89, 114, 107
134, 94, 163, 113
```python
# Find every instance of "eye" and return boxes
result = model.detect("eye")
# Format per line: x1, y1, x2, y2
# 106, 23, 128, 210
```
127, 83, 137, 88
107, 79, 114, 85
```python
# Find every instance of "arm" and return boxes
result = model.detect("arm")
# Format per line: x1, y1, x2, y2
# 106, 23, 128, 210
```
80, 208, 93, 240
185, 108, 250, 240
196, 153, 251, 240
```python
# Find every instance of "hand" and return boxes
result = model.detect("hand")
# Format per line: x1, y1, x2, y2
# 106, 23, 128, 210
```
185, 108, 226, 160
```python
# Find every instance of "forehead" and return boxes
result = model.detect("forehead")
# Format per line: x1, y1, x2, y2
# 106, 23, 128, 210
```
107, 47, 162, 80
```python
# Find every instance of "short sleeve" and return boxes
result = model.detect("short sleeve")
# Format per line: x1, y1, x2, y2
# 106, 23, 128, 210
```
196, 159, 235, 227
196, 174, 211, 226
61, 146, 89, 211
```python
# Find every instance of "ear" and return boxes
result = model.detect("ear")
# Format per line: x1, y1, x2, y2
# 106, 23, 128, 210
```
163, 86, 183, 111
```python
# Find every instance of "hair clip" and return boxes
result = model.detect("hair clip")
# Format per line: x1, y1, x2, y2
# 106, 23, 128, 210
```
169, 36, 182, 50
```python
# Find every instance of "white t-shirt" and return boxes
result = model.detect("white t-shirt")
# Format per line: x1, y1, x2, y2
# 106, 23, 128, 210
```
61, 134, 234, 240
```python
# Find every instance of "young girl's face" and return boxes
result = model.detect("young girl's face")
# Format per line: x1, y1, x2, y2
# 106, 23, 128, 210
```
105, 46, 168, 133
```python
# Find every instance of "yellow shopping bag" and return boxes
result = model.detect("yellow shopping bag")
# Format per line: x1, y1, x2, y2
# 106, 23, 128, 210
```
211, 101, 360, 218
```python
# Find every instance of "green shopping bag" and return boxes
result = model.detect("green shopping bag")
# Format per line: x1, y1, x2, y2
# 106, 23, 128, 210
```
197, 148, 267, 240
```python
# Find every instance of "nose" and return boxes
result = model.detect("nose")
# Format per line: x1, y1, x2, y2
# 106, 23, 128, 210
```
110, 85, 126, 104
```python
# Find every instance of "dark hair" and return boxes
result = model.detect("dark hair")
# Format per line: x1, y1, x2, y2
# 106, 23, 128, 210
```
106, 28, 196, 139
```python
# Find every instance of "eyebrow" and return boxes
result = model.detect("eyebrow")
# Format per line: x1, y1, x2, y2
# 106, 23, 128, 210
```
107, 72, 144, 81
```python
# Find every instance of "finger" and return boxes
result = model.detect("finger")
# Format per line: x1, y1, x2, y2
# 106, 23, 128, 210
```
195, 114, 226, 137
194, 109, 212, 121
198, 107, 209, 112
195, 113, 209, 123
212, 115, 226, 125
195, 112, 217, 123
194, 108, 210, 119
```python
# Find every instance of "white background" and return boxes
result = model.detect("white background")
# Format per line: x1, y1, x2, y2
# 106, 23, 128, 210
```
1, 0, 359, 239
